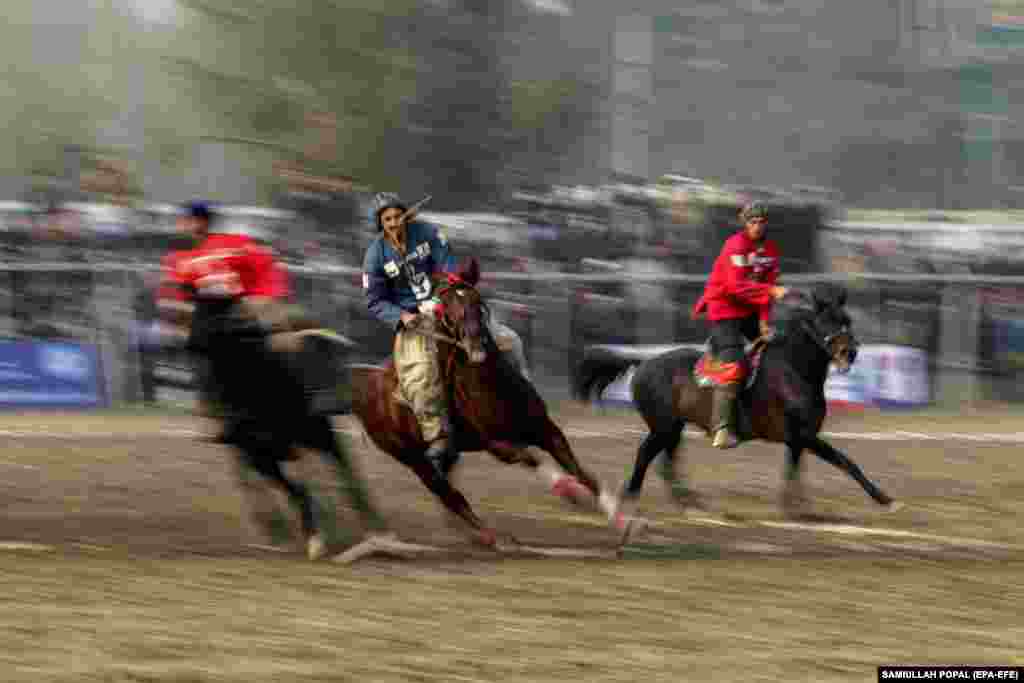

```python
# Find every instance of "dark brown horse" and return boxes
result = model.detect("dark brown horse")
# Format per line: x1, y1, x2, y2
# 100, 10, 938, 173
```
574, 284, 900, 537
349, 261, 619, 546
181, 294, 388, 561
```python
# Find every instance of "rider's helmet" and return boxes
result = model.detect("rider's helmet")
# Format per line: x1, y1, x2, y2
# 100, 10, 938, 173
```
184, 200, 214, 222
178, 200, 216, 241
372, 192, 407, 232
739, 201, 769, 224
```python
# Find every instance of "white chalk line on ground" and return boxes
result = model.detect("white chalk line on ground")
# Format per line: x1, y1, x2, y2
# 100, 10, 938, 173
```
0, 541, 55, 552
631, 514, 1022, 553
469, 508, 1022, 554
593, 425, 1024, 444
755, 521, 1020, 551
3, 424, 1024, 443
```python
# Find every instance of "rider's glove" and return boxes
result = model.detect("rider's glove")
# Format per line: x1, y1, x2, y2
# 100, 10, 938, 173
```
417, 297, 442, 318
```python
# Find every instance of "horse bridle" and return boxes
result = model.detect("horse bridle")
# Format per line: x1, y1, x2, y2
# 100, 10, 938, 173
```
408, 277, 485, 356
800, 318, 857, 373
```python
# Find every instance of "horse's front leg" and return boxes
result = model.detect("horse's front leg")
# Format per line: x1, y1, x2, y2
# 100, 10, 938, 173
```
308, 415, 389, 537
780, 441, 810, 518
487, 440, 596, 511
233, 450, 294, 547
535, 417, 619, 523
406, 453, 503, 547
244, 448, 328, 559
806, 436, 900, 510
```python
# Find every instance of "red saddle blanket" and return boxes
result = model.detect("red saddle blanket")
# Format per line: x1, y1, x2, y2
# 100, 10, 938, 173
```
693, 342, 765, 390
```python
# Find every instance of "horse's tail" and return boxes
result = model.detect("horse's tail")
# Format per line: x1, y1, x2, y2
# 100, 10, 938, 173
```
572, 347, 637, 403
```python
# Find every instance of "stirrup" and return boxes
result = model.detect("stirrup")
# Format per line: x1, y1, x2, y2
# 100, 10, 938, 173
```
712, 428, 739, 450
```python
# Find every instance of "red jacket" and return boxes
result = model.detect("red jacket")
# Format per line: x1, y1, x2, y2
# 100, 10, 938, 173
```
158, 233, 289, 304
693, 230, 779, 323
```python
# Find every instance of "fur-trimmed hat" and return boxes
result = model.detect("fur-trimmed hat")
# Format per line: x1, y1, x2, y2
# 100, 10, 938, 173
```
372, 192, 407, 231
739, 201, 769, 223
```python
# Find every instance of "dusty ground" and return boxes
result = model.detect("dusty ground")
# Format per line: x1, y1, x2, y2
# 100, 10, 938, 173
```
1, 403, 1022, 681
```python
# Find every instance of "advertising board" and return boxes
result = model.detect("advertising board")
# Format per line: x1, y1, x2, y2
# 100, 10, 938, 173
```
0, 340, 106, 409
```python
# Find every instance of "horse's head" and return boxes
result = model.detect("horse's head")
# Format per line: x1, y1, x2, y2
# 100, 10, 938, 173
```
433, 257, 487, 365
807, 283, 858, 373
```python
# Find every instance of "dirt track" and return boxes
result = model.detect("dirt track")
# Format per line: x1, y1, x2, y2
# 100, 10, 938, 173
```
1, 406, 1022, 558
1, 405, 1022, 681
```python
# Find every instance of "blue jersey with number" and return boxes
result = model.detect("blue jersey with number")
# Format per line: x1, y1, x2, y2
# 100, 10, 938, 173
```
362, 221, 453, 328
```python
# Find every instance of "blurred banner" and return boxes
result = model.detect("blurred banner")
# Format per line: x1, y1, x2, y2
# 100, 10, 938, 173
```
594, 343, 931, 410
0, 339, 106, 408
824, 344, 931, 410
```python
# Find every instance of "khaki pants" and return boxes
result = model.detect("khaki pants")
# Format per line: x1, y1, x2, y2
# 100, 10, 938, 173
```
393, 327, 448, 443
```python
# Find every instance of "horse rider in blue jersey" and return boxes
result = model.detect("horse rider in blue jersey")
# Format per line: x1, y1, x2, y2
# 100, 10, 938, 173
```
362, 192, 459, 477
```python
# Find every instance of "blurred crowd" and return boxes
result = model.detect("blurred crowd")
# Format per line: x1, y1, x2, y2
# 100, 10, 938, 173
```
4, 175, 1024, 405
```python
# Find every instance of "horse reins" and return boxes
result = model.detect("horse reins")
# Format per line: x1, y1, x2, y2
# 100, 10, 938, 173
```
405, 321, 470, 352
404, 277, 482, 355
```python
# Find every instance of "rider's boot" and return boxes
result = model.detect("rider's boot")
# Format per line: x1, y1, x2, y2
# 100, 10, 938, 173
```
711, 382, 740, 449
424, 436, 460, 480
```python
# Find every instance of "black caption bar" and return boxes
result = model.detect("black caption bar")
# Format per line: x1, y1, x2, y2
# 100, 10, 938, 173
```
880, 667, 1023, 682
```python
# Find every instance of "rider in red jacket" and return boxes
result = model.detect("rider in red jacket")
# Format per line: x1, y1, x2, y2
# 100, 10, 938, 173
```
158, 202, 296, 440
158, 206, 289, 306
693, 201, 789, 449
159, 202, 341, 439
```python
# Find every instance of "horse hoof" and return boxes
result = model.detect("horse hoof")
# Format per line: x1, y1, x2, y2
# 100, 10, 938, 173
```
612, 511, 633, 532
599, 490, 623, 522
495, 534, 522, 552
551, 476, 588, 503
307, 534, 328, 561
475, 528, 498, 548
618, 515, 649, 547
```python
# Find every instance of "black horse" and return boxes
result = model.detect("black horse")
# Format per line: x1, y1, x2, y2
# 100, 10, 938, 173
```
190, 295, 387, 560
574, 283, 899, 532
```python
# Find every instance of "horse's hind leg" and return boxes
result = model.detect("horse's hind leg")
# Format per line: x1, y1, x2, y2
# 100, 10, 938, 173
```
622, 431, 667, 500
806, 436, 899, 509
535, 417, 618, 523
655, 424, 708, 512
611, 430, 668, 538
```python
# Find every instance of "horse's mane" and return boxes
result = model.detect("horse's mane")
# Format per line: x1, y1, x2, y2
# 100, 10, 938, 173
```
770, 296, 823, 350
769, 283, 849, 345
771, 299, 815, 328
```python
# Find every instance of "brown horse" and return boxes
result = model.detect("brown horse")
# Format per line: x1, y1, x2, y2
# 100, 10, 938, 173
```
349, 261, 619, 546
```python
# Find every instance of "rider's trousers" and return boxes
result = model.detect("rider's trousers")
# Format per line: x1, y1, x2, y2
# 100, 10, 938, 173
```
708, 314, 760, 366
393, 327, 448, 444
